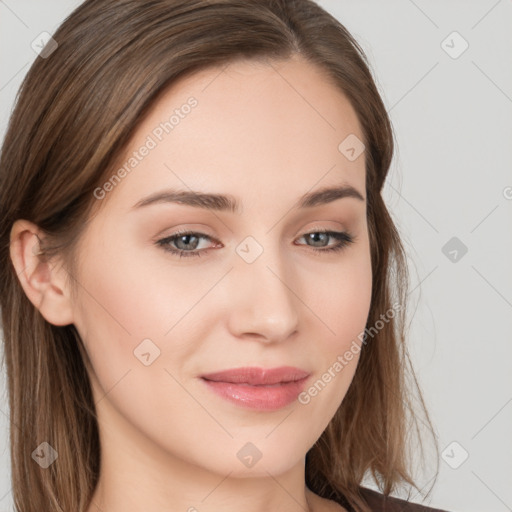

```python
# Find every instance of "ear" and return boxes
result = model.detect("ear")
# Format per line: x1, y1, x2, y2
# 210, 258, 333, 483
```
9, 219, 74, 326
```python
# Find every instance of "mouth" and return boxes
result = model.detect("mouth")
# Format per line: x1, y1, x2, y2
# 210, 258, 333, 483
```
200, 366, 311, 410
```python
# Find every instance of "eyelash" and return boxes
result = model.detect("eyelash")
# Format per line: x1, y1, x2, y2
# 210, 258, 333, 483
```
155, 228, 355, 259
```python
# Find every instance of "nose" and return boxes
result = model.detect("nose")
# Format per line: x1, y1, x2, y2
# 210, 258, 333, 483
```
225, 245, 300, 344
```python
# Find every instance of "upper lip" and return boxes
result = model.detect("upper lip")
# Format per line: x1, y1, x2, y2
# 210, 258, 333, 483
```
201, 366, 310, 385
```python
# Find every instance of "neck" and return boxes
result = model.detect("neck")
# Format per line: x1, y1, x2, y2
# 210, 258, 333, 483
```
86, 397, 318, 512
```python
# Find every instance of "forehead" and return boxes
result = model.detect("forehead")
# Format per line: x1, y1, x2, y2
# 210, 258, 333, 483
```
96, 55, 366, 214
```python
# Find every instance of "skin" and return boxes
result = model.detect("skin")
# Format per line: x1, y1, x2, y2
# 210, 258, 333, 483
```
10, 55, 371, 512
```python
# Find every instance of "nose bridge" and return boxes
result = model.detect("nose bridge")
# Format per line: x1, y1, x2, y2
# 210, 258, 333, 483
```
227, 234, 300, 342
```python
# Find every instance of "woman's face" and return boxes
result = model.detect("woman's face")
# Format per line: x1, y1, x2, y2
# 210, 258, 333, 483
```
70, 55, 372, 478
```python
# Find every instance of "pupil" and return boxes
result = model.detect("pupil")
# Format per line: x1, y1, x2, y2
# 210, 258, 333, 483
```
309, 233, 327, 247
178, 234, 198, 250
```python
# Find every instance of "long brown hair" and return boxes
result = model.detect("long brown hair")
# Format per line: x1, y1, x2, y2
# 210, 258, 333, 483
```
0, 1, 439, 510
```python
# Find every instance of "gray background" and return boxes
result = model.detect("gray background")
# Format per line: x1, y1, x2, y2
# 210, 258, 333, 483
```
1, 1, 511, 511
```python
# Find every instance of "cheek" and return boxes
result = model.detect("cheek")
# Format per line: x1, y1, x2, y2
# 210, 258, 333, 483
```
70, 238, 219, 410
297, 245, 371, 414
73, 236, 211, 343
306, 243, 372, 347
69, 244, 166, 393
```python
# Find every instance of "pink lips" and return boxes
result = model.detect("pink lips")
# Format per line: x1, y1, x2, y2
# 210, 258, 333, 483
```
200, 366, 310, 411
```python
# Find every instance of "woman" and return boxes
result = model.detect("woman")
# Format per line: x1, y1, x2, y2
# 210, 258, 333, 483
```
0, 1, 449, 511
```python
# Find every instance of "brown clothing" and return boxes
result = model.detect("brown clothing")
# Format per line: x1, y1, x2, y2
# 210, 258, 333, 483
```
335, 486, 450, 512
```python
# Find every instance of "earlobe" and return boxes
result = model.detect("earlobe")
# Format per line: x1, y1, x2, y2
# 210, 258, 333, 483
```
9, 219, 75, 326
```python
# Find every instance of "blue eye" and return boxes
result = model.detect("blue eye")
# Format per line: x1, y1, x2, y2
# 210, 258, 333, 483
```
156, 229, 355, 258
156, 230, 214, 258
297, 230, 355, 254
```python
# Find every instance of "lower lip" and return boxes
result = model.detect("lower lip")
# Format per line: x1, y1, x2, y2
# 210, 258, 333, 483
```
201, 377, 309, 411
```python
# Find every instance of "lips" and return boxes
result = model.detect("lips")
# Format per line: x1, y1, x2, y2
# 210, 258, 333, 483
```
200, 366, 311, 411
200, 366, 310, 385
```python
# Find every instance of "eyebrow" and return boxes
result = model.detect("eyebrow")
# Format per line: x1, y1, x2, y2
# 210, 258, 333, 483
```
131, 184, 365, 213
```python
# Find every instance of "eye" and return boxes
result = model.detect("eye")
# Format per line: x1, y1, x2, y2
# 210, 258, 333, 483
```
155, 228, 355, 258
295, 229, 355, 254
155, 230, 217, 258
